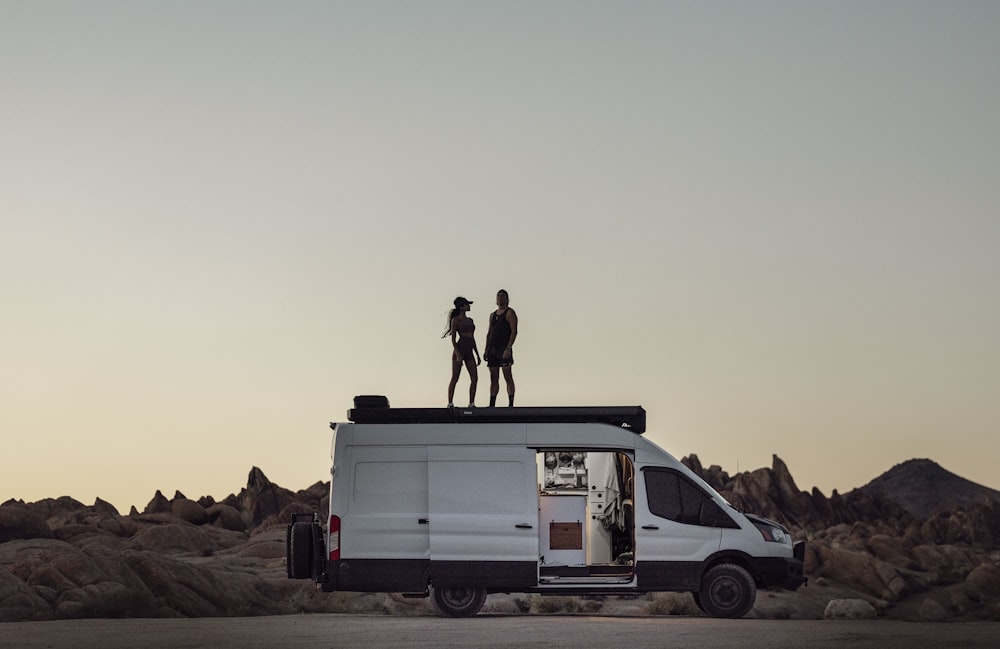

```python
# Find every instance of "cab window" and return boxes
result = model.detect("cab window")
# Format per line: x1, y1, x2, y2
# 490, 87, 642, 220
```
644, 469, 720, 526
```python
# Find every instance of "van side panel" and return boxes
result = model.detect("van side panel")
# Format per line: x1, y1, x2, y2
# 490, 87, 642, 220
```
427, 446, 538, 589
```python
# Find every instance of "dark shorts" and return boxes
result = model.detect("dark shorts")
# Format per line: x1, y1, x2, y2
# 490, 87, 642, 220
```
486, 347, 513, 368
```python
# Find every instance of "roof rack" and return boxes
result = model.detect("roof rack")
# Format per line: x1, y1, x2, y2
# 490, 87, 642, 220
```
344, 403, 646, 434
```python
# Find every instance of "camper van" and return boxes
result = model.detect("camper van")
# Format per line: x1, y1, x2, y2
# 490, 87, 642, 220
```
286, 397, 805, 618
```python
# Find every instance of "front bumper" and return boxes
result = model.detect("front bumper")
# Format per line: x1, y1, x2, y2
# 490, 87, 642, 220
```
750, 541, 807, 590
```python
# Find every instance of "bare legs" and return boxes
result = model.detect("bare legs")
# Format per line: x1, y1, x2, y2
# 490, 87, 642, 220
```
448, 355, 478, 406
467, 359, 478, 405
489, 366, 515, 407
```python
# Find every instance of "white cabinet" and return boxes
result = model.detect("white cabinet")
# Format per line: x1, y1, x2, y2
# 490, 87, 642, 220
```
587, 487, 613, 564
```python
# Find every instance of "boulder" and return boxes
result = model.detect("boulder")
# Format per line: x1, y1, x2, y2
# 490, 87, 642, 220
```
0, 535, 153, 621
143, 490, 172, 515
964, 563, 1000, 594
92, 498, 120, 518
0, 503, 53, 542
123, 551, 233, 617
236, 536, 286, 559
911, 544, 978, 583
807, 541, 927, 601
824, 598, 877, 619
0, 566, 50, 622
917, 597, 948, 622
865, 534, 912, 567
21, 496, 88, 521
245, 467, 283, 523
129, 521, 243, 556
171, 499, 209, 526
206, 504, 246, 532
43, 500, 131, 539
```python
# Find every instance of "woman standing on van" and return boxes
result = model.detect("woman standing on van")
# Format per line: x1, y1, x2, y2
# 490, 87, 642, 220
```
443, 296, 480, 408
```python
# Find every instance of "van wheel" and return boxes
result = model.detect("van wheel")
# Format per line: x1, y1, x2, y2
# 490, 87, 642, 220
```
698, 564, 756, 618
432, 586, 486, 617
288, 522, 314, 579
691, 592, 706, 614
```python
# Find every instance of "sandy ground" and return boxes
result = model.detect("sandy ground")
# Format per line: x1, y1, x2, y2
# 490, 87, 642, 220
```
3, 614, 997, 649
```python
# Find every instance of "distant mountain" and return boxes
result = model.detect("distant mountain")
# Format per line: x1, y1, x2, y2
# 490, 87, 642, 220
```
858, 458, 1000, 519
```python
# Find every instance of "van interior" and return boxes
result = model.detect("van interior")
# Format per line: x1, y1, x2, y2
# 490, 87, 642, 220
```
536, 450, 635, 584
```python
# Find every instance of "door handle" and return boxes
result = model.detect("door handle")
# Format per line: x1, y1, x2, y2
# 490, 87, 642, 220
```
515, 524, 533, 529
642, 524, 659, 530
418, 518, 429, 525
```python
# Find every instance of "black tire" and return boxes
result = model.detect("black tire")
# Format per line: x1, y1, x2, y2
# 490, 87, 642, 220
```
698, 564, 756, 618
432, 586, 487, 617
288, 522, 314, 579
691, 591, 706, 614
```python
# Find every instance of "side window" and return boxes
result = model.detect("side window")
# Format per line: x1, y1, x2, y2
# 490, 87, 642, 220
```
645, 470, 683, 521
644, 469, 713, 526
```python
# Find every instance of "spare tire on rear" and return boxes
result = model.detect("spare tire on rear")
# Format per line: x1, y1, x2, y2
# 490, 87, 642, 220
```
287, 521, 315, 579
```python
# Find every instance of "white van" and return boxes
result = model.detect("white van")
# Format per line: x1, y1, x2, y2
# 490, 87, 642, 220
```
287, 397, 805, 618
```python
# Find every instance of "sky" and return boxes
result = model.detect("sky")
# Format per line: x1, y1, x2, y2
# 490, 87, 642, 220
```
3, 1, 999, 514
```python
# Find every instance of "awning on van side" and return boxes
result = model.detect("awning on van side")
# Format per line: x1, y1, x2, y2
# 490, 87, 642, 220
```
345, 406, 646, 434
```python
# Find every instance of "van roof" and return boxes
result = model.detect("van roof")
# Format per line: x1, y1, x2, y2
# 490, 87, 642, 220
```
345, 404, 646, 434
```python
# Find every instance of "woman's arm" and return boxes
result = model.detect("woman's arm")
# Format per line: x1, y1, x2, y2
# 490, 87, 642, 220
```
450, 318, 460, 356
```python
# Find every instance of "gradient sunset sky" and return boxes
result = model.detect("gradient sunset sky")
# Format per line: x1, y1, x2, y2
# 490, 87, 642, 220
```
3, 1, 998, 513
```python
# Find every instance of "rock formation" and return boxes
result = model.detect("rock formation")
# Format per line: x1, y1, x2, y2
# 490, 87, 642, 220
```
0, 467, 328, 622
2, 459, 999, 622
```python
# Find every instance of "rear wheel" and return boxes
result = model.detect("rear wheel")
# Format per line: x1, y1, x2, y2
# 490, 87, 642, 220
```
432, 586, 487, 617
698, 564, 756, 618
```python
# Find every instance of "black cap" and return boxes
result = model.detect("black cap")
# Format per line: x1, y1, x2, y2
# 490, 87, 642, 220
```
454, 296, 473, 307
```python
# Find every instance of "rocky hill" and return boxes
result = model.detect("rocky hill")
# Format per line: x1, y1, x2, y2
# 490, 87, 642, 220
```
858, 459, 1000, 519
2, 460, 999, 623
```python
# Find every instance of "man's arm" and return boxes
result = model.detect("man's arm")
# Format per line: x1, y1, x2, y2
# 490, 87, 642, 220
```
505, 309, 518, 352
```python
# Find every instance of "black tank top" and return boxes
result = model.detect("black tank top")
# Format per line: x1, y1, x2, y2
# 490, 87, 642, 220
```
490, 309, 511, 348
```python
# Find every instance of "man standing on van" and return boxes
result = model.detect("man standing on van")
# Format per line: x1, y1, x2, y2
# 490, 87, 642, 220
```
485, 289, 517, 407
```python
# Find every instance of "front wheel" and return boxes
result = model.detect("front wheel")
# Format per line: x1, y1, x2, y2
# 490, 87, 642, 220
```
698, 564, 756, 618
432, 586, 487, 617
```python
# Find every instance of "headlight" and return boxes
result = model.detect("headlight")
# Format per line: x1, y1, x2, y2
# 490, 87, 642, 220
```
752, 520, 791, 545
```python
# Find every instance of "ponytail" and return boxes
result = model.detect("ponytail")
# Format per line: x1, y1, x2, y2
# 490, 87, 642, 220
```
441, 307, 461, 338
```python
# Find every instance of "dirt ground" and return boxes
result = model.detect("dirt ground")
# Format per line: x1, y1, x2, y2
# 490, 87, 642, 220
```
3, 614, 997, 649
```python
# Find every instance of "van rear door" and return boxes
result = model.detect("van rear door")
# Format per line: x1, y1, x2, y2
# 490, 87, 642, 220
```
427, 446, 538, 589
